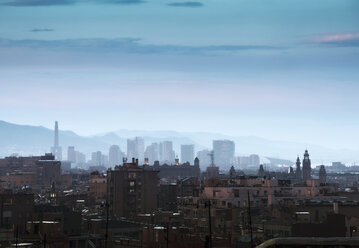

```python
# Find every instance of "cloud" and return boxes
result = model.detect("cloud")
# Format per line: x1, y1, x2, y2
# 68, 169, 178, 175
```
0, 38, 285, 55
167, 1, 203, 7
105, 0, 145, 4
30, 28, 55, 32
310, 32, 359, 47
2, 0, 75, 6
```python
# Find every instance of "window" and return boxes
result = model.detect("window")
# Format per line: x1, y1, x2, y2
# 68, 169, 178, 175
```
233, 189, 239, 197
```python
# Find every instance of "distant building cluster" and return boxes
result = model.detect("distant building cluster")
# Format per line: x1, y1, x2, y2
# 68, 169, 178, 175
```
1, 121, 359, 247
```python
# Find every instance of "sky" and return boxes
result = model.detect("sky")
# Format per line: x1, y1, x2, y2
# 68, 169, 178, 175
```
0, 0, 359, 150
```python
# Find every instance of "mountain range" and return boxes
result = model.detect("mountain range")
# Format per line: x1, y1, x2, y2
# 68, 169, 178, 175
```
0, 120, 358, 165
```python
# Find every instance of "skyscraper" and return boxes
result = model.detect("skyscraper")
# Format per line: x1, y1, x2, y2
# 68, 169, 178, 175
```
159, 141, 175, 164
67, 146, 76, 162
127, 137, 145, 164
302, 149, 312, 180
196, 149, 211, 168
181, 144, 194, 164
212, 140, 235, 168
109, 145, 125, 167
144, 142, 159, 165
51, 121, 62, 160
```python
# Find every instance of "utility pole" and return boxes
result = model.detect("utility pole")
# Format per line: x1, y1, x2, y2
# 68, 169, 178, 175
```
105, 201, 109, 248
166, 223, 169, 248
15, 225, 18, 248
247, 191, 253, 248
205, 200, 212, 248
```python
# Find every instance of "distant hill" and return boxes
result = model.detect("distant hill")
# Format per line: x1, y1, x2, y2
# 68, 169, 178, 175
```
0, 120, 109, 157
1, 120, 359, 165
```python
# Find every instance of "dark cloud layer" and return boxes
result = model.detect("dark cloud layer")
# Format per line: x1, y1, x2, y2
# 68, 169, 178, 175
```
2, 0, 74, 6
30, 28, 55, 32
167, 1, 203, 7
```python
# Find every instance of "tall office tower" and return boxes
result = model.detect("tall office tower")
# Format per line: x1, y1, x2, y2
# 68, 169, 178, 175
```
109, 145, 125, 167
319, 165, 327, 184
50, 121, 62, 160
67, 146, 76, 162
107, 158, 159, 218
75, 151, 86, 164
181, 144, 194, 164
196, 149, 211, 168
127, 137, 145, 164
159, 141, 175, 164
295, 156, 302, 179
91, 151, 102, 166
302, 149, 312, 180
212, 140, 235, 168
144, 143, 159, 165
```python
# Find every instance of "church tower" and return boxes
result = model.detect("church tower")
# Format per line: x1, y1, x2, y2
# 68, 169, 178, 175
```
302, 150, 311, 180
295, 156, 302, 179
319, 165, 327, 184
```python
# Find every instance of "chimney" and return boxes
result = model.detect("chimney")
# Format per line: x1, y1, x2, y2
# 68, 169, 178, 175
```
132, 158, 135, 164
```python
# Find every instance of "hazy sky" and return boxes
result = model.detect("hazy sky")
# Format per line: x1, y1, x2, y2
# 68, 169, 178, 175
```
0, 0, 358, 149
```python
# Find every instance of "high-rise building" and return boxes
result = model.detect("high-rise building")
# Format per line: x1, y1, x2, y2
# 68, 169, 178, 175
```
159, 141, 175, 164
302, 150, 312, 180
127, 137, 145, 164
196, 149, 211, 168
75, 151, 86, 164
144, 143, 159, 165
109, 145, 125, 167
107, 158, 159, 218
212, 140, 235, 168
181, 144, 194, 164
91, 151, 102, 166
50, 121, 62, 160
67, 146, 76, 162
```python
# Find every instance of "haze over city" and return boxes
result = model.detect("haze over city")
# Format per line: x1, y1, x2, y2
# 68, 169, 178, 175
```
1, 1, 359, 247
1, 0, 359, 151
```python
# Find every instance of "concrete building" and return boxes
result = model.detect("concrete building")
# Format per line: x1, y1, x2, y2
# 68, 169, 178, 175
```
196, 149, 211, 168
67, 146, 76, 162
127, 137, 145, 164
159, 141, 175, 164
144, 142, 159, 165
107, 158, 159, 218
181, 144, 194, 164
213, 140, 235, 168
109, 145, 125, 167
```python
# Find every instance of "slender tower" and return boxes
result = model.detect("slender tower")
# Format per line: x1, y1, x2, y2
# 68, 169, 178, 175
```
302, 150, 311, 180
295, 156, 302, 180
51, 121, 62, 160
54, 121, 59, 148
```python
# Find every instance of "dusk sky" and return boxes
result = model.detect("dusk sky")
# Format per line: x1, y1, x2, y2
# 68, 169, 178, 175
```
1, 0, 359, 150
